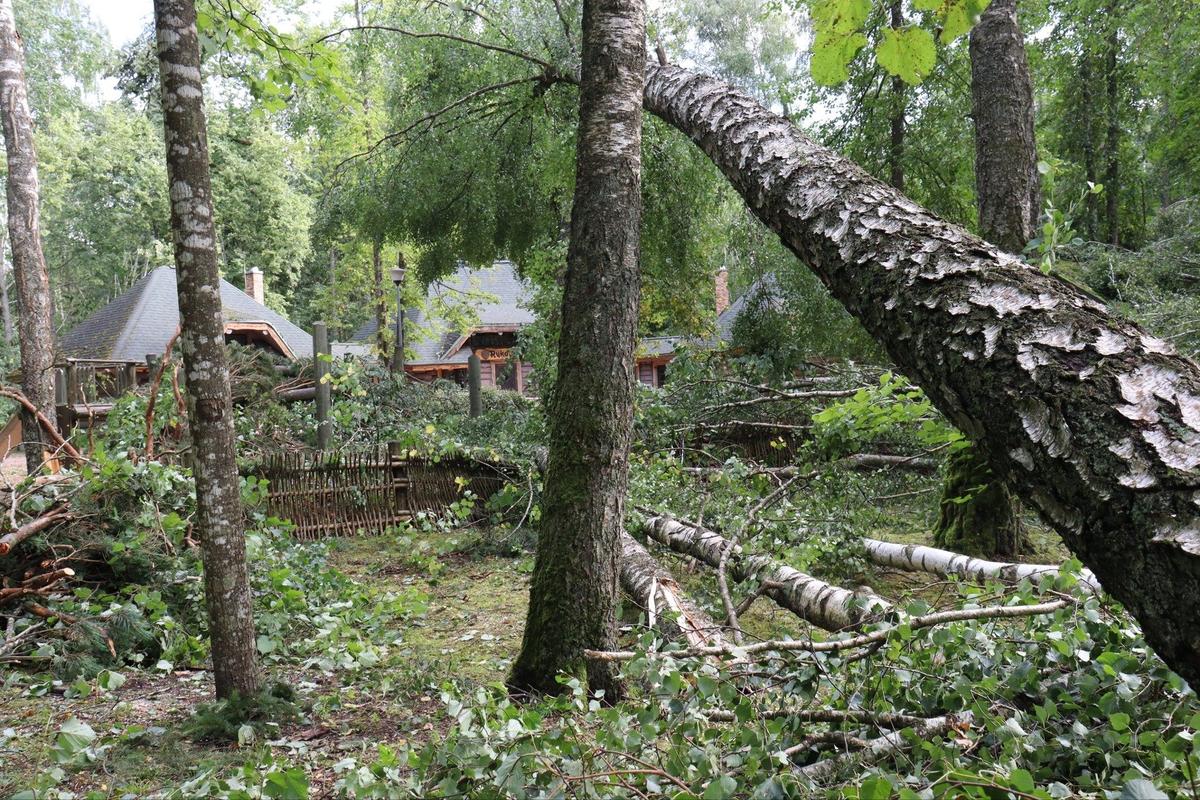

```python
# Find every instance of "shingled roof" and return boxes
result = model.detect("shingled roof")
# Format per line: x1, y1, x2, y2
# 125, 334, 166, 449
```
59, 266, 313, 362
349, 260, 536, 366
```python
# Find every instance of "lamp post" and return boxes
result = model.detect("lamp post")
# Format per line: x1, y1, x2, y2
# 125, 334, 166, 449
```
390, 262, 405, 378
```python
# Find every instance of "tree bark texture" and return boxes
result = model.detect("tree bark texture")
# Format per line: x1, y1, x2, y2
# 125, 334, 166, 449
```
643, 64, 1200, 686
933, 443, 1023, 555
887, 0, 905, 192
942, 0, 1041, 557
0, 0, 57, 475
0, 223, 14, 346
372, 238, 386, 359
969, 0, 1040, 252
1103, 4, 1121, 246
153, 0, 261, 700
509, 0, 645, 699
640, 515, 889, 631
619, 531, 725, 649
862, 537, 1101, 594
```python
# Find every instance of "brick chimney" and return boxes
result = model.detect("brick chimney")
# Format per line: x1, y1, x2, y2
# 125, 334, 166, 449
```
244, 267, 265, 305
715, 267, 730, 316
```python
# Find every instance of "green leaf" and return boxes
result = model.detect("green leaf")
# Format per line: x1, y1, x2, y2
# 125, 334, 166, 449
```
811, 31, 869, 86
264, 768, 309, 799
1110, 712, 1131, 731
52, 718, 96, 763
939, 0, 992, 43
859, 775, 893, 798
1008, 769, 1035, 794
876, 26, 937, 85
702, 775, 737, 800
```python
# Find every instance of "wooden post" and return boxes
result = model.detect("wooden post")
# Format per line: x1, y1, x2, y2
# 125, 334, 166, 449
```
314, 321, 331, 451
65, 362, 80, 405
53, 367, 69, 435
388, 440, 407, 517
468, 353, 483, 418
124, 363, 139, 391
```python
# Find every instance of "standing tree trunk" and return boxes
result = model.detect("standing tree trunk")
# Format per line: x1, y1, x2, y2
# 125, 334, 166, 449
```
887, 0, 905, 192
1103, 3, 1121, 246
372, 238, 386, 359
1080, 54, 1099, 241
0, 223, 14, 347
0, 0, 57, 475
510, 0, 646, 700
153, 0, 261, 700
934, 0, 1040, 556
642, 64, 1200, 687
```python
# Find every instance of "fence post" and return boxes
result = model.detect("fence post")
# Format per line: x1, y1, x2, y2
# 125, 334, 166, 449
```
314, 321, 332, 451
124, 363, 139, 392
468, 353, 482, 418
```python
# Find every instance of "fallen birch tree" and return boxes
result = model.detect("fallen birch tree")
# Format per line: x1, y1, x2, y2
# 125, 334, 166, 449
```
618, 531, 725, 649
862, 538, 1102, 594
639, 64, 1200, 685
639, 514, 890, 631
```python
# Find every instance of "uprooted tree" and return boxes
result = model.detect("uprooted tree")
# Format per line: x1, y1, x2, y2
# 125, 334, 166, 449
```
639, 63, 1200, 687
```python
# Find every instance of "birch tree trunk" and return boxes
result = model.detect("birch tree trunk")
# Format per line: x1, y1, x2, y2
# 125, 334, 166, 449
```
153, 0, 261, 700
0, 0, 57, 475
643, 65, 1200, 686
510, 0, 646, 700
0, 224, 13, 346
619, 531, 725, 649
640, 515, 890, 631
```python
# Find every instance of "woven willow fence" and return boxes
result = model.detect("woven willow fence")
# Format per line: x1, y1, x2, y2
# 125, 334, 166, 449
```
254, 443, 515, 540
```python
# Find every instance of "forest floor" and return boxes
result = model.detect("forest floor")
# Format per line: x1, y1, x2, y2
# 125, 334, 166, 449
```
0, 506, 1071, 798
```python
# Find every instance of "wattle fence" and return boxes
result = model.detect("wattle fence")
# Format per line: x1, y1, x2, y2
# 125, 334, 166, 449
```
253, 443, 517, 540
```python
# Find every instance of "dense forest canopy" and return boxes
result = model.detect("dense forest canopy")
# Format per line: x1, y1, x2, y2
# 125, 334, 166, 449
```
2, 0, 1200, 796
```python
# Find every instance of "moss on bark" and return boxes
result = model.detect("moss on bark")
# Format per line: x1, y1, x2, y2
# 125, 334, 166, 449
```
933, 445, 1023, 557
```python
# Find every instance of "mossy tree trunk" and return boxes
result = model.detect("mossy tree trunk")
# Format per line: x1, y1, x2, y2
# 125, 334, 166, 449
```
509, 0, 645, 700
932, 0, 1041, 557
933, 445, 1022, 555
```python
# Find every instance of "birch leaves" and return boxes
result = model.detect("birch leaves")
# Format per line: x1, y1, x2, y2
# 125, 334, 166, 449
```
809, 0, 992, 86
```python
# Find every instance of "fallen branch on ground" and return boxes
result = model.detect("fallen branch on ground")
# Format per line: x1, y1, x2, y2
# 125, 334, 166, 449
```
862, 538, 1102, 594
794, 712, 973, 781
638, 514, 890, 631
0, 507, 71, 556
706, 708, 929, 728
618, 531, 726, 650
584, 599, 1070, 662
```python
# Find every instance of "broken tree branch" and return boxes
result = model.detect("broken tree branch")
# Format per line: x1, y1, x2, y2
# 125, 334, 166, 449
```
793, 712, 973, 782
639, 514, 891, 631
584, 599, 1070, 661
0, 386, 83, 463
619, 532, 725, 650
862, 538, 1102, 594
0, 507, 70, 556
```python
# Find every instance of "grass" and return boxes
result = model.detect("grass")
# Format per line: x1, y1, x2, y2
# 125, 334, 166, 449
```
0, 475, 1076, 798
0, 526, 533, 799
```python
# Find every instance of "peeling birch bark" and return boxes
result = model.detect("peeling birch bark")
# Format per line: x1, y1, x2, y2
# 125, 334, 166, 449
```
619, 531, 725, 649
153, 0, 260, 700
0, 0, 57, 475
642, 65, 1200, 686
862, 538, 1102, 594
640, 515, 890, 631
